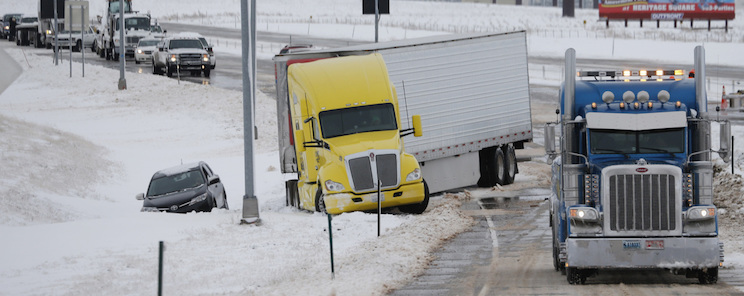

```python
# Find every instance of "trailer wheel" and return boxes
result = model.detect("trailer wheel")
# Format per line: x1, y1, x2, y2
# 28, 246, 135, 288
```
493, 148, 506, 185
502, 144, 517, 185
566, 267, 586, 285
399, 180, 430, 214
314, 187, 326, 213
698, 267, 718, 284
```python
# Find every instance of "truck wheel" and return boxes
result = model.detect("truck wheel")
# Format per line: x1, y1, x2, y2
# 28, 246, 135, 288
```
566, 267, 585, 285
105, 49, 111, 60
502, 144, 517, 185
203, 69, 211, 78
698, 268, 718, 284
314, 187, 326, 213
166, 64, 173, 77
399, 180, 430, 214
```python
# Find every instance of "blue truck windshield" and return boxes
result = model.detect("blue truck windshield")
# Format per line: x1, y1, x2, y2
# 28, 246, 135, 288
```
590, 128, 685, 155
319, 103, 398, 139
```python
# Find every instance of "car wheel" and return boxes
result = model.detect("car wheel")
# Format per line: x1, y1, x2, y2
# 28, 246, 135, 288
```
73, 40, 81, 52
221, 190, 229, 210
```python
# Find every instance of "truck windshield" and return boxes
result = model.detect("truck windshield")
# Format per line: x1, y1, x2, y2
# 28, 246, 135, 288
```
116, 18, 150, 31
590, 128, 685, 155
147, 169, 205, 197
109, 1, 131, 14
169, 39, 204, 49
319, 103, 398, 139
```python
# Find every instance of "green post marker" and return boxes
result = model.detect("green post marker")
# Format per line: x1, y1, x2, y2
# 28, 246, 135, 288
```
327, 214, 335, 279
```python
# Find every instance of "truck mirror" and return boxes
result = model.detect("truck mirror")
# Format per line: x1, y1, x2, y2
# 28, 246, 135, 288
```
412, 115, 423, 137
719, 121, 731, 163
544, 124, 556, 156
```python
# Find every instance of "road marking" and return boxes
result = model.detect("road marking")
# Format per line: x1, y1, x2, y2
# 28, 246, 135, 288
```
486, 216, 499, 248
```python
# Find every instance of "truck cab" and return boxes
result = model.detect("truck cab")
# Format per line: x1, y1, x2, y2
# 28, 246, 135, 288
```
285, 53, 427, 214
546, 47, 731, 284
152, 36, 211, 78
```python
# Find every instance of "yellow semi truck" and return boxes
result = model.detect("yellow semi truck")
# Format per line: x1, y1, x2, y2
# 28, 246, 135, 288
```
285, 53, 427, 214
275, 32, 533, 214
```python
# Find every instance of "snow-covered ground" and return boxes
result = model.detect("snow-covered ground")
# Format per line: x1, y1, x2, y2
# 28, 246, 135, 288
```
0, 0, 743, 295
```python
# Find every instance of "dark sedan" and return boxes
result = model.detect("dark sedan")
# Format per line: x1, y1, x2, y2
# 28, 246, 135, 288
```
136, 161, 228, 213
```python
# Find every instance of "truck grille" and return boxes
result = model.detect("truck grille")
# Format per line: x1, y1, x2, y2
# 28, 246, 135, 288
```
608, 174, 676, 231
347, 153, 398, 192
179, 53, 203, 64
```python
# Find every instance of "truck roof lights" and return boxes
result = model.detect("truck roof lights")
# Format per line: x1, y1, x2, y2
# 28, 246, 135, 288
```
601, 91, 614, 104
658, 90, 670, 103
622, 91, 635, 103
637, 91, 650, 103
578, 69, 683, 80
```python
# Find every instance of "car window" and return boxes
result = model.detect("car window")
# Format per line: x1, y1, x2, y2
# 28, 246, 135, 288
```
147, 169, 206, 197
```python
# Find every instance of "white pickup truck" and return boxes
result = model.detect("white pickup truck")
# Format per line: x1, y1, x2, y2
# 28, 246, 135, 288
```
152, 35, 211, 78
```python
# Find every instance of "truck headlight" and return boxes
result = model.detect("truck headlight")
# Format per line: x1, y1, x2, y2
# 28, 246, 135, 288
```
569, 207, 599, 223
324, 180, 345, 192
406, 168, 421, 182
202, 54, 209, 62
137, 49, 143, 54
687, 206, 716, 221
170, 54, 177, 62
46, 29, 53, 35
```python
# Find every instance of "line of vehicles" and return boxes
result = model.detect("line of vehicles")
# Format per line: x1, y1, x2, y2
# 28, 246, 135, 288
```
5, 0, 216, 78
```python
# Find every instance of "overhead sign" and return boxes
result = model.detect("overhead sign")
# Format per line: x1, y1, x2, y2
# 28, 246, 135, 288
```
599, 0, 735, 20
363, 0, 390, 15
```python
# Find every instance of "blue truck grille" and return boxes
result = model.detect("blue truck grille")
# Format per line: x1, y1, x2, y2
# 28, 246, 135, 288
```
348, 153, 398, 192
608, 174, 676, 231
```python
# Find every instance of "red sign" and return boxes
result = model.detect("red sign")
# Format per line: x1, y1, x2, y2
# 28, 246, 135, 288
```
636, 167, 649, 173
599, 0, 735, 20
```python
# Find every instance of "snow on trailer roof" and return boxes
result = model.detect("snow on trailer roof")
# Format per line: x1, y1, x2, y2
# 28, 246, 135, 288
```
272, 30, 527, 62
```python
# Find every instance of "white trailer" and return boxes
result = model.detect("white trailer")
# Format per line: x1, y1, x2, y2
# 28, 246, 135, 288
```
274, 31, 533, 193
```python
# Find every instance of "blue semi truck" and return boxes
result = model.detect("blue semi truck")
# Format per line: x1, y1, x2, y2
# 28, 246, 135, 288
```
546, 46, 732, 284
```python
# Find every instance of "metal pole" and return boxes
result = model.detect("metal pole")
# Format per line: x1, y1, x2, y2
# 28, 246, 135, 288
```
374, 0, 379, 43
117, 1, 126, 90
54, 0, 59, 65
327, 214, 335, 279
733, 136, 735, 175
158, 241, 164, 296
377, 180, 381, 237
240, 0, 260, 225
69, 22, 72, 77
81, 5, 84, 77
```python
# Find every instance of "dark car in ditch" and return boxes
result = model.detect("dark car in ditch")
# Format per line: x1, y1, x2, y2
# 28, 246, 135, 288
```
136, 161, 228, 213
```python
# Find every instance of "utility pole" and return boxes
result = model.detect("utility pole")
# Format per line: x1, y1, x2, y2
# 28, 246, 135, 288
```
117, 1, 126, 90
240, 0, 260, 225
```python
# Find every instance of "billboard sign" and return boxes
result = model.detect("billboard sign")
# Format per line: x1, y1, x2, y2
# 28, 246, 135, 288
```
599, 0, 735, 20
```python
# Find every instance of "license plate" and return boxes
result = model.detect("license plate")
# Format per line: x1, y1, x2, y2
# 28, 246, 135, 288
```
623, 240, 641, 249
646, 240, 664, 250
370, 195, 385, 202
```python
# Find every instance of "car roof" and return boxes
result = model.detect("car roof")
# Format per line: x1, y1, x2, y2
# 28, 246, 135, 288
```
151, 161, 205, 178
173, 32, 204, 38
